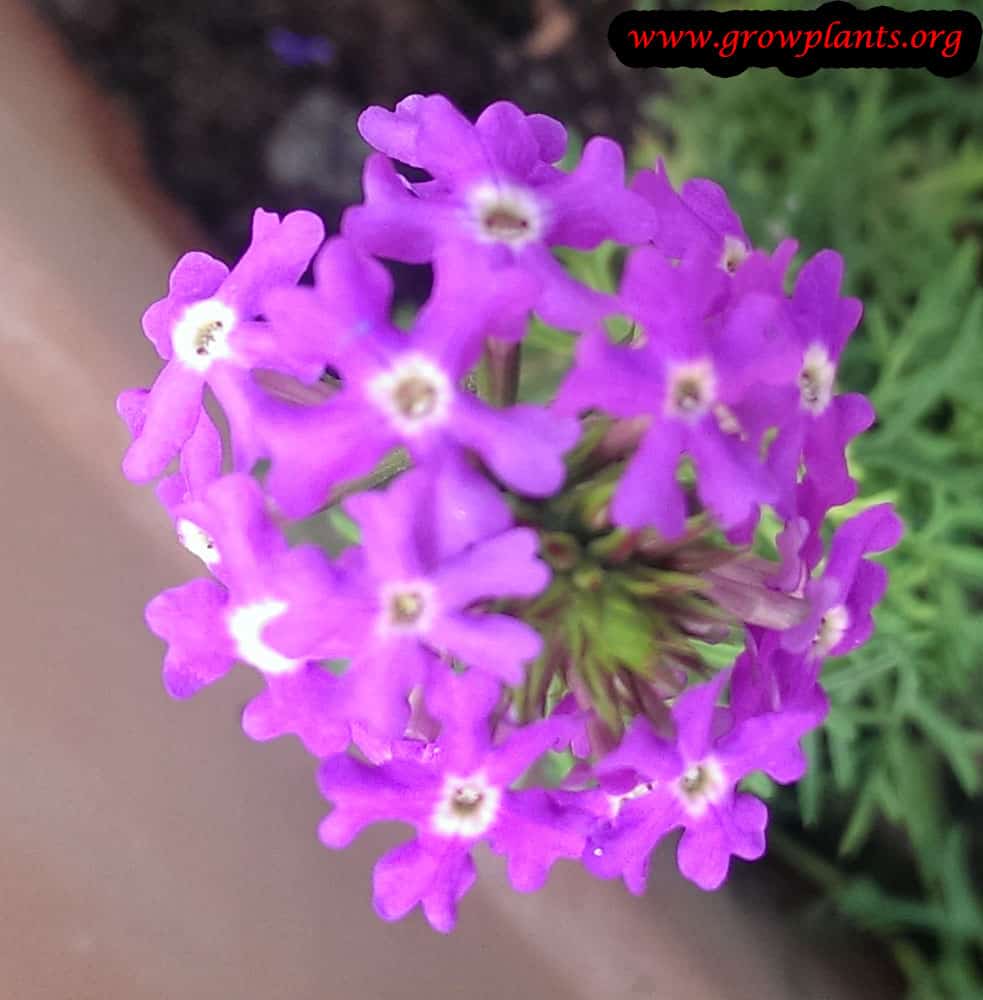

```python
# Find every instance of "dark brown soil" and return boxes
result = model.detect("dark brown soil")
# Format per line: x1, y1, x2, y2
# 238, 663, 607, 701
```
32, 0, 661, 261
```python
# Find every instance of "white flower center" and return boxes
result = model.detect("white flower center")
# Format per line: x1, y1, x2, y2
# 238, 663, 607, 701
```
665, 359, 717, 421
431, 772, 502, 839
226, 599, 301, 675
798, 343, 836, 415
366, 354, 452, 436
813, 603, 850, 656
675, 757, 726, 817
718, 235, 749, 275
468, 182, 545, 248
376, 579, 437, 637
175, 518, 220, 567
607, 781, 655, 819
171, 299, 236, 373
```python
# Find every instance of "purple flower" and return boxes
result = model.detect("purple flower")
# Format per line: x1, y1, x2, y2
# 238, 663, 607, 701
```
265, 459, 550, 742
781, 503, 903, 659
729, 629, 829, 783
585, 671, 816, 892
634, 158, 751, 272
343, 95, 658, 333
318, 670, 588, 932
145, 474, 341, 697
755, 251, 873, 517
770, 477, 840, 594
121, 209, 325, 483
250, 238, 580, 518
557, 246, 796, 538
634, 159, 799, 300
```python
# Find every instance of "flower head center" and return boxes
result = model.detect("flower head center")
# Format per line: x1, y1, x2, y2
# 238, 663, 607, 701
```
451, 783, 485, 814
482, 206, 531, 241
431, 772, 501, 839
367, 355, 452, 436
607, 781, 655, 819
172, 299, 236, 373
798, 343, 836, 415
226, 598, 300, 676
176, 518, 220, 567
675, 380, 704, 411
469, 182, 544, 248
378, 579, 436, 636
813, 603, 850, 656
680, 765, 710, 795
719, 235, 749, 275
390, 590, 425, 626
666, 360, 716, 421
675, 757, 726, 816
393, 375, 438, 419
194, 322, 222, 356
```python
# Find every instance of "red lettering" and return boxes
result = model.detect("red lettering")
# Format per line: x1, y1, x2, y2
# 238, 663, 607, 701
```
798, 29, 823, 56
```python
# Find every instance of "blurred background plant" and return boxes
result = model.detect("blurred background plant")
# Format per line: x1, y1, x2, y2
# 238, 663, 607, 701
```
35, 0, 982, 994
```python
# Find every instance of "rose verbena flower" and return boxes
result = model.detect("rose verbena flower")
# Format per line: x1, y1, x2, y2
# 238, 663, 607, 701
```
119, 93, 901, 932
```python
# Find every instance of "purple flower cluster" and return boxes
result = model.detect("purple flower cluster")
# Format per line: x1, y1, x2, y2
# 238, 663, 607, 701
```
119, 94, 901, 931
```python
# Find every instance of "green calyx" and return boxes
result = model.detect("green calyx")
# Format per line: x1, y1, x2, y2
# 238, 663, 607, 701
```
504, 417, 807, 738
503, 434, 723, 735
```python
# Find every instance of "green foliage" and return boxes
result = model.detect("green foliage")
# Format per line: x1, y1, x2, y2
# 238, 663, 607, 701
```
641, 25, 983, 996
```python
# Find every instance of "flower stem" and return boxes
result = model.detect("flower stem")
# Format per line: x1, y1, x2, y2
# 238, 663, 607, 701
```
483, 338, 521, 407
